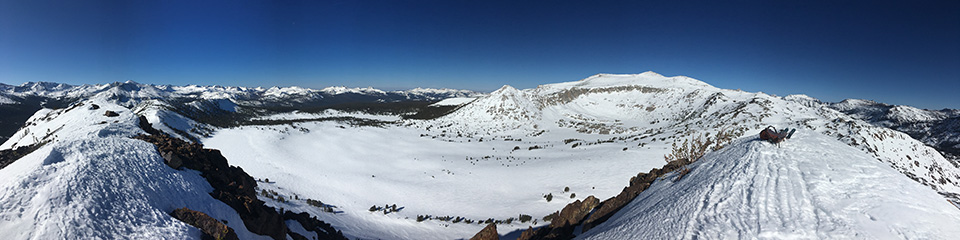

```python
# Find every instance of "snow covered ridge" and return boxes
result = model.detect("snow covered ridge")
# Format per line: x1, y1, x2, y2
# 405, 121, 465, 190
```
0, 81, 481, 108
829, 98, 960, 161
0, 100, 272, 239
580, 131, 960, 239
0, 99, 347, 239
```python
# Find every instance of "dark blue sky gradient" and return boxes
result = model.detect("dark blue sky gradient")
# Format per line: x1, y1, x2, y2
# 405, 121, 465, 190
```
1, 1, 958, 109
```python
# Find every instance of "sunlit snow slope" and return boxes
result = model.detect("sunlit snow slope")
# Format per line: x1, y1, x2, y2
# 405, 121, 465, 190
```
0, 100, 269, 240
580, 130, 960, 239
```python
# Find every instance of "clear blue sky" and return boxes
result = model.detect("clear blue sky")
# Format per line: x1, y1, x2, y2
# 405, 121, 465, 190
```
1, 1, 958, 109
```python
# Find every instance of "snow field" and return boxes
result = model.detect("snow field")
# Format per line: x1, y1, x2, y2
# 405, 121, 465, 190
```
204, 120, 673, 239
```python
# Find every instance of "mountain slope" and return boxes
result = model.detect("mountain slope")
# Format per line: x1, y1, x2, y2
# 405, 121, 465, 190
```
421, 72, 960, 202
0, 100, 270, 239
579, 130, 960, 239
831, 99, 960, 161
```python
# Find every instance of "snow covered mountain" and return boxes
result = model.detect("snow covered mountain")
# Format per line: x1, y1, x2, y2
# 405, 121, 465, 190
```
0, 81, 480, 141
420, 72, 960, 201
830, 99, 960, 161
0, 81, 479, 108
1, 72, 959, 239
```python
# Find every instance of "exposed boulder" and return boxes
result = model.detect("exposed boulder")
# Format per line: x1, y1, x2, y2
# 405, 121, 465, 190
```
551, 196, 599, 228
470, 223, 499, 240
89, 104, 100, 110
170, 207, 239, 240
104, 110, 119, 117
161, 151, 183, 169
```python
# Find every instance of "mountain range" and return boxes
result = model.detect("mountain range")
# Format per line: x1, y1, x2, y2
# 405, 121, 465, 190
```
1, 72, 958, 239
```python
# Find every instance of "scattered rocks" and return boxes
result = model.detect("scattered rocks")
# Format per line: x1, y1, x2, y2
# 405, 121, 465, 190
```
103, 110, 119, 117
470, 223, 499, 240
170, 207, 238, 240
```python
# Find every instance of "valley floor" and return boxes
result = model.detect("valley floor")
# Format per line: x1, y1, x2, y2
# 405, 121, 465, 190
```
204, 119, 674, 239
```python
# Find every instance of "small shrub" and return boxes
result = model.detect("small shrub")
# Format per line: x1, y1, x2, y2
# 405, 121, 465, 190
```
563, 186, 570, 192
570, 193, 576, 198
545, 193, 553, 202
519, 214, 532, 223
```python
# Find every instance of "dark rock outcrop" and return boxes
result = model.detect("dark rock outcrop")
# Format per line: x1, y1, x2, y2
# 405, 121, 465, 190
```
470, 223, 499, 240
138, 115, 161, 136
283, 211, 349, 240
136, 133, 287, 240
104, 110, 119, 117
0, 141, 47, 170
170, 207, 239, 240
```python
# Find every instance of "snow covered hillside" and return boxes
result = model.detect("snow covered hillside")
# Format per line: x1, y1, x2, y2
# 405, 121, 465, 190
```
580, 130, 960, 239
0, 99, 271, 239
418, 72, 960, 201
831, 99, 960, 161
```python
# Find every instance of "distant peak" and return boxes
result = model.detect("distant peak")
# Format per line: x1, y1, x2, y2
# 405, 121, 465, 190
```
493, 85, 519, 92
638, 71, 665, 77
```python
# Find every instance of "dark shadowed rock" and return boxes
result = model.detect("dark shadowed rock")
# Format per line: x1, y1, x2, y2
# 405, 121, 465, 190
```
0, 142, 47, 171
161, 151, 183, 169
89, 104, 100, 110
170, 207, 239, 240
283, 211, 349, 240
470, 223, 499, 240
138, 115, 161, 135
104, 110, 119, 117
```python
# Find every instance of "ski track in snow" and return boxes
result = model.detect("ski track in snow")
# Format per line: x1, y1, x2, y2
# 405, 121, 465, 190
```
580, 131, 960, 239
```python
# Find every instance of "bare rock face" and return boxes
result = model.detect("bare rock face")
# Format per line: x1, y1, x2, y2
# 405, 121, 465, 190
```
170, 207, 239, 240
551, 195, 599, 228
104, 110, 119, 117
161, 151, 183, 169
470, 223, 499, 240
283, 211, 349, 240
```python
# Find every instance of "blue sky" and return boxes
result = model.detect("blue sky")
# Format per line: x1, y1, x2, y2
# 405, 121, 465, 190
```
1, 1, 958, 109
